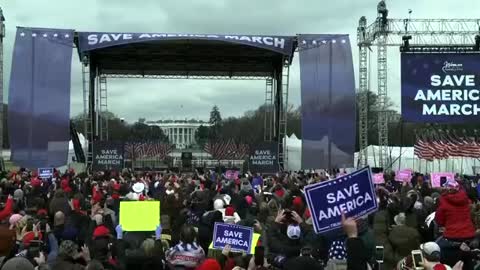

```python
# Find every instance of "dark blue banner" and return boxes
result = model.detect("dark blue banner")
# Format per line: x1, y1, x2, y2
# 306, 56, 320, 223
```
248, 142, 278, 174
213, 222, 253, 253
8, 27, 74, 168
402, 53, 480, 123
38, 168, 53, 179
298, 35, 356, 169
77, 32, 294, 55
304, 167, 377, 234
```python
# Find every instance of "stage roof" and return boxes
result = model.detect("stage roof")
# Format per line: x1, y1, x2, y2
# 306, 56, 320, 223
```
74, 32, 298, 78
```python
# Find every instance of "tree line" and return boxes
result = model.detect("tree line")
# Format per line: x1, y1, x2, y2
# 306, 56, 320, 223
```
0, 92, 478, 151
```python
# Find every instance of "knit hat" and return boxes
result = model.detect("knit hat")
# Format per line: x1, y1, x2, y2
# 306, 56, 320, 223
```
9, 214, 23, 227
286, 224, 301, 239
213, 199, 225, 210
13, 189, 23, 201
59, 240, 79, 258
54, 211, 65, 226
196, 259, 221, 270
394, 213, 406, 226
1, 257, 34, 270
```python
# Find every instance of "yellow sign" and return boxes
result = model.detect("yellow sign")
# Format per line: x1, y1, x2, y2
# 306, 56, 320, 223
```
120, 201, 160, 231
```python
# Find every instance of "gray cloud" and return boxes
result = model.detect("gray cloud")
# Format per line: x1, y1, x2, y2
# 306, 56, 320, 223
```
2, 0, 480, 122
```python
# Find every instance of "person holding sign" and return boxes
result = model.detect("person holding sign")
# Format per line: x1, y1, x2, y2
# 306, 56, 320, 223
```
268, 209, 307, 259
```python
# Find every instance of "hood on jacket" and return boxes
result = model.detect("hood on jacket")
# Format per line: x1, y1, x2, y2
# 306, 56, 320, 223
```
442, 190, 470, 206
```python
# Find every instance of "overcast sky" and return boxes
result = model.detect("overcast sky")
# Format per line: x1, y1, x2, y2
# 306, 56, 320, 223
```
2, 0, 480, 122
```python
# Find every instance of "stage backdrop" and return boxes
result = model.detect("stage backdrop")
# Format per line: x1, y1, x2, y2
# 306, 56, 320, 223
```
8, 27, 74, 168
402, 53, 480, 123
298, 35, 356, 169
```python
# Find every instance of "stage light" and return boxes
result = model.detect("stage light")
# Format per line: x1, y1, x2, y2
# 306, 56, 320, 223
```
402, 35, 412, 51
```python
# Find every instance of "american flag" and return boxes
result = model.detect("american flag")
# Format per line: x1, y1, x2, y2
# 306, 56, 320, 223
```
125, 141, 174, 160
414, 131, 480, 161
204, 139, 249, 160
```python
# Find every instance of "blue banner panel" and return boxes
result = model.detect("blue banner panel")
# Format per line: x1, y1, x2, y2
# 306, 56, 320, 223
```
8, 27, 74, 168
304, 167, 378, 234
298, 35, 356, 169
213, 222, 253, 253
92, 141, 125, 171
77, 32, 295, 56
248, 142, 278, 174
402, 53, 480, 123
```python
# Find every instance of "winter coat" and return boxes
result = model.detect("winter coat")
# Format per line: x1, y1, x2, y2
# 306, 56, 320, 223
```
116, 238, 164, 270
372, 209, 389, 246
435, 190, 476, 239
267, 222, 307, 259
384, 225, 421, 270
165, 241, 205, 269
51, 256, 85, 270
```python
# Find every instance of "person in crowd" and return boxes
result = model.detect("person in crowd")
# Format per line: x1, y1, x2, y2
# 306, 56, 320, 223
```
165, 224, 205, 269
435, 179, 476, 269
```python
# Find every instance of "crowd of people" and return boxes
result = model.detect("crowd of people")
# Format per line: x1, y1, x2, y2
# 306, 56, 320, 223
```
0, 168, 475, 270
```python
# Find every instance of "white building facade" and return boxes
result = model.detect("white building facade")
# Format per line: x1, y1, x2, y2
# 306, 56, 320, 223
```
147, 121, 209, 149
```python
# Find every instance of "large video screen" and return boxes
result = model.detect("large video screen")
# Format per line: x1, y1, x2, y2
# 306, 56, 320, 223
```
401, 53, 480, 123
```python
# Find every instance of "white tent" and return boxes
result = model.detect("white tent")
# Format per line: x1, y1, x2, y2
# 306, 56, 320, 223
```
285, 135, 479, 174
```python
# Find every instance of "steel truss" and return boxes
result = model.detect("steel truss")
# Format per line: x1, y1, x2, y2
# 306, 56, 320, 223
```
0, 8, 4, 167
84, 66, 289, 171
357, 0, 480, 168
103, 74, 270, 80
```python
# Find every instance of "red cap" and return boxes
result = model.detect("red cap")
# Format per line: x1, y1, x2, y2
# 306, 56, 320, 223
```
293, 197, 303, 208
93, 225, 110, 239
196, 259, 221, 270
275, 189, 285, 198
225, 206, 235, 217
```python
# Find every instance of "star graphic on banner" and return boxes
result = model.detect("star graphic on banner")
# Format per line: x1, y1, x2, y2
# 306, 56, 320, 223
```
312, 40, 317, 45
20, 32, 25, 37
332, 40, 337, 43
322, 40, 327, 44
43, 34, 48, 38
302, 40, 306, 44
332, 181, 336, 184
65, 34, 70, 38
341, 39, 347, 43
54, 33, 58, 37
32, 33, 37, 37
348, 176, 352, 179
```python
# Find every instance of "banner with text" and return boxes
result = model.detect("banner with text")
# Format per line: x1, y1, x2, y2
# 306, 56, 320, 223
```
304, 167, 378, 234
248, 143, 278, 173
78, 32, 294, 55
92, 141, 125, 171
395, 169, 413, 182
373, 173, 385, 184
431, 172, 455, 188
401, 53, 480, 123
38, 168, 53, 179
213, 222, 253, 253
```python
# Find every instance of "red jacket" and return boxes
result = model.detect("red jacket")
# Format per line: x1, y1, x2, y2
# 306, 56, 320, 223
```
0, 198, 13, 222
435, 190, 475, 239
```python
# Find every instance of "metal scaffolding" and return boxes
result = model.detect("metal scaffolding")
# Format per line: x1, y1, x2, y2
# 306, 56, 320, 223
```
357, 0, 480, 168
0, 8, 4, 167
